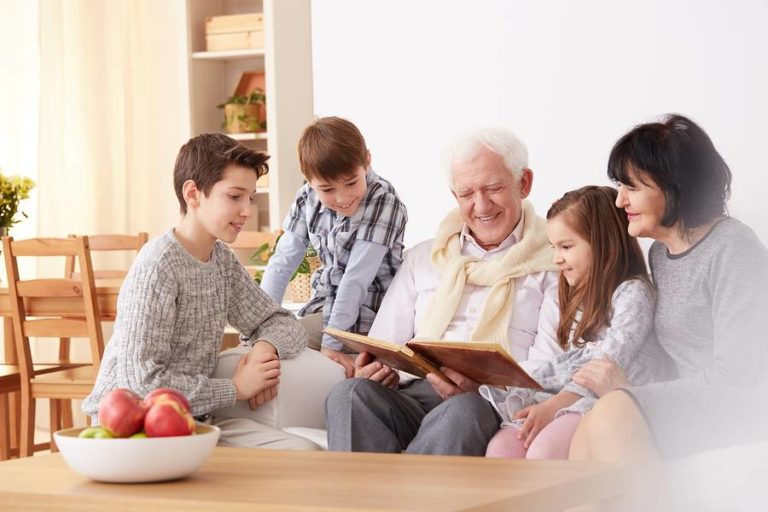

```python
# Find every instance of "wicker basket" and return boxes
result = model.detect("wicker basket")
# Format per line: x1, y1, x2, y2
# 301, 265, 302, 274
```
287, 256, 321, 303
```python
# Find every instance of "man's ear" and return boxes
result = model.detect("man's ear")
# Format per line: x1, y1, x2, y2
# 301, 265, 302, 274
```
182, 179, 200, 209
519, 168, 534, 199
365, 150, 372, 169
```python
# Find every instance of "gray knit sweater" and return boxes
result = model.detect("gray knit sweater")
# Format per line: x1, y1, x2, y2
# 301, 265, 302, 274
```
82, 230, 308, 417
626, 218, 768, 457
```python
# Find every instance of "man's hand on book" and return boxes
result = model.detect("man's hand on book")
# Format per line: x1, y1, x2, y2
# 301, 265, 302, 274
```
354, 353, 399, 389
321, 347, 356, 378
426, 366, 480, 400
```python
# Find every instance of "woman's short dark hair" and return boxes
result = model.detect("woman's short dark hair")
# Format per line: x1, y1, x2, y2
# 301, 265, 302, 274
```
607, 114, 732, 230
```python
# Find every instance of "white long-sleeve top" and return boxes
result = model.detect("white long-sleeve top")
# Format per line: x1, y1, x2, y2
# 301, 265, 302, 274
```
368, 222, 561, 367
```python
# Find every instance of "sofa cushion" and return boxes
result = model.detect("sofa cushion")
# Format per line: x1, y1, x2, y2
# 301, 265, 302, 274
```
212, 347, 345, 430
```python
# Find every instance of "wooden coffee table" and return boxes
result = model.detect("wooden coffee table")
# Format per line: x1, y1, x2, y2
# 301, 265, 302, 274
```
0, 446, 629, 511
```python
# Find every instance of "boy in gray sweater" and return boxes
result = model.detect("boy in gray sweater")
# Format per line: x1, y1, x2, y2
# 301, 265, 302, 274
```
82, 133, 315, 449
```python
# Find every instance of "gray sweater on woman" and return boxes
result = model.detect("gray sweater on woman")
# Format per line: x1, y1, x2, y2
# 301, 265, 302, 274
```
626, 218, 768, 458
82, 230, 308, 417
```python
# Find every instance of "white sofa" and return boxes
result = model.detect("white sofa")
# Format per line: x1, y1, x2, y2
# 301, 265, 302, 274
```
212, 347, 345, 449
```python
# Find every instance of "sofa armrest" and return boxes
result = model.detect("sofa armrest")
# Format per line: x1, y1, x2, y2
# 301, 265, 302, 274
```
211, 347, 345, 430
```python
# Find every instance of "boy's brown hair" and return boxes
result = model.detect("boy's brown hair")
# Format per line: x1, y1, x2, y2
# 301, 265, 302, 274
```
173, 133, 269, 214
547, 186, 648, 350
297, 117, 368, 181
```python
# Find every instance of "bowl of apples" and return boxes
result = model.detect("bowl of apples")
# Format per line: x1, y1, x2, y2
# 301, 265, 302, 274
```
54, 388, 220, 483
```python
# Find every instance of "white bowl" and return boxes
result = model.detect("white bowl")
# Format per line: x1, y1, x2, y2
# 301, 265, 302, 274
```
53, 423, 220, 483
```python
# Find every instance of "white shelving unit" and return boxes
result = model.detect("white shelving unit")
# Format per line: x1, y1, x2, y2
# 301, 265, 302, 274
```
185, 0, 313, 231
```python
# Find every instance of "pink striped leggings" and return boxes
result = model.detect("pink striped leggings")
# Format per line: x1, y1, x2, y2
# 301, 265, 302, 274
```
485, 412, 581, 459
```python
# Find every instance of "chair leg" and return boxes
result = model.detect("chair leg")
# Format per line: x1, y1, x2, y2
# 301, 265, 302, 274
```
0, 394, 10, 461
19, 390, 35, 458
50, 399, 62, 453
10, 391, 20, 453
60, 399, 74, 429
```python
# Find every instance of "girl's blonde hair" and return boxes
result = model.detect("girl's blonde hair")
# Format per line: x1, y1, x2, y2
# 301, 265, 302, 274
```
547, 186, 648, 350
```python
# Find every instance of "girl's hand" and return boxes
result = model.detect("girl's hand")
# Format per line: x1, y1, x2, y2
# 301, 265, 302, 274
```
572, 358, 629, 397
514, 400, 559, 449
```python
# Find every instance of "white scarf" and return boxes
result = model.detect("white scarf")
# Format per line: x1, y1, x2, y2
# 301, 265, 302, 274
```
417, 200, 557, 346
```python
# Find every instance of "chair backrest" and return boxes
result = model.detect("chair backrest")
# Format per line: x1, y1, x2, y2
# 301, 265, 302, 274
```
226, 230, 281, 274
65, 232, 148, 279
2, 236, 104, 383
226, 230, 280, 251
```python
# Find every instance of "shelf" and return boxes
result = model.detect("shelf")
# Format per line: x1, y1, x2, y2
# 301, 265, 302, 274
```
227, 132, 268, 141
192, 48, 265, 61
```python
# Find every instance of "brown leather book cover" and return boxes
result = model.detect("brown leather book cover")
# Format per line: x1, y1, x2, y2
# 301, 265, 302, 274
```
406, 341, 542, 389
324, 329, 541, 389
323, 328, 440, 378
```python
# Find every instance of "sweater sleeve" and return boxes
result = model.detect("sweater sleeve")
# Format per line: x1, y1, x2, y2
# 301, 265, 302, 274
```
227, 253, 308, 359
562, 279, 656, 398
686, 232, 768, 386
117, 262, 237, 416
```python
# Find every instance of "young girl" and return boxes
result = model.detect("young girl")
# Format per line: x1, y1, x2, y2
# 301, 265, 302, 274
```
481, 185, 669, 459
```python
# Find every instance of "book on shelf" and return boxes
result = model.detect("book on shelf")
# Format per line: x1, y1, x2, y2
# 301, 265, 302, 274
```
323, 328, 542, 389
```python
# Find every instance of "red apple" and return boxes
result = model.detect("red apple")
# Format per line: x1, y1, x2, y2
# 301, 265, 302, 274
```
143, 398, 195, 437
98, 388, 146, 438
143, 387, 191, 412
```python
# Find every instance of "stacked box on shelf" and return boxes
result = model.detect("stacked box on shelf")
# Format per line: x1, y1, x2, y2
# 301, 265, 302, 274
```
205, 13, 264, 51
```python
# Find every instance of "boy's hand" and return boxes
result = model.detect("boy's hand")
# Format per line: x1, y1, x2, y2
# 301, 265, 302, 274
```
354, 352, 399, 389
321, 347, 356, 378
426, 366, 480, 400
231, 347, 281, 402
250, 340, 279, 358
513, 399, 559, 449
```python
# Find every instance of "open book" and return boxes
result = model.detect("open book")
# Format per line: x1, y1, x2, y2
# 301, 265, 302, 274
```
324, 328, 542, 389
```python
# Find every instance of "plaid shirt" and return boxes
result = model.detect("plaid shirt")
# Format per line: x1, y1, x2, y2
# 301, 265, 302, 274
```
284, 169, 407, 336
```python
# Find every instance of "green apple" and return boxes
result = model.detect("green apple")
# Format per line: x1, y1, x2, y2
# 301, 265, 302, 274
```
78, 427, 114, 439
129, 431, 148, 439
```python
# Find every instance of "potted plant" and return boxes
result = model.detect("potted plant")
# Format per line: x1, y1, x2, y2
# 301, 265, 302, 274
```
249, 238, 319, 302
217, 89, 266, 134
0, 169, 36, 237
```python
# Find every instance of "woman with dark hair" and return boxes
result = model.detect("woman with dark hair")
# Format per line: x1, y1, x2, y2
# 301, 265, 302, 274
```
568, 114, 768, 462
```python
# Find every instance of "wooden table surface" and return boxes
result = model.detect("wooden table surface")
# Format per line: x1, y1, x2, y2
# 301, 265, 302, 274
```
0, 447, 629, 511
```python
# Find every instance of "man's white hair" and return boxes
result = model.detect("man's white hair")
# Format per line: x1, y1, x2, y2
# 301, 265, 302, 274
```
446, 128, 529, 189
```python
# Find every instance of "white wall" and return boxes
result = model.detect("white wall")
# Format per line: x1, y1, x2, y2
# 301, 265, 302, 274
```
311, 0, 768, 247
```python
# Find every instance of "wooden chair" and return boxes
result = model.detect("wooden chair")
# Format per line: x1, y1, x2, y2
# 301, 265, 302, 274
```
3, 236, 105, 457
64, 232, 148, 281
0, 363, 64, 460
226, 229, 280, 251
226, 229, 281, 278
57, 232, 147, 427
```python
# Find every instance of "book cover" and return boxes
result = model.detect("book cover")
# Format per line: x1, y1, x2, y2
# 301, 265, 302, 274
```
324, 329, 541, 389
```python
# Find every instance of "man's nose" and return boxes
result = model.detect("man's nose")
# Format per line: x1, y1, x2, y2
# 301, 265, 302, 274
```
475, 191, 492, 210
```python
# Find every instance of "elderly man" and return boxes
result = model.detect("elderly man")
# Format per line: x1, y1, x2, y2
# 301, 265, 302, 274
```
325, 128, 561, 455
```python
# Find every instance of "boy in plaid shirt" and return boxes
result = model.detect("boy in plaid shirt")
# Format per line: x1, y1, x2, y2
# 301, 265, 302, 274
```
260, 117, 407, 376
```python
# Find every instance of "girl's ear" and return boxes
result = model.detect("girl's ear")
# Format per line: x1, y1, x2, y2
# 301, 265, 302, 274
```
182, 179, 200, 209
